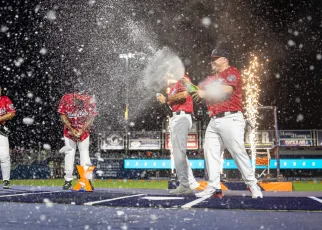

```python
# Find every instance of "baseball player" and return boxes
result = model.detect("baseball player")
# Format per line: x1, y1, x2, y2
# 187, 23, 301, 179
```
183, 49, 263, 198
0, 86, 16, 189
157, 75, 200, 194
58, 83, 98, 190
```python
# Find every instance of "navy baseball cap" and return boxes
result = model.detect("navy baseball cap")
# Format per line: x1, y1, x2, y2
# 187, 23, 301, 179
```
73, 82, 88, 94
211, 48, 229, 59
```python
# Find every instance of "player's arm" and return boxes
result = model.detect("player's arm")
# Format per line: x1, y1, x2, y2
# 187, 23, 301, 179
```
192, 85, 233, 103
167, 91, 189, 103
156, 91, 188, 104
0, 112, 15, 123
60, 114, 80, 139
60, 114, 73, 131
58, 96, 74, 131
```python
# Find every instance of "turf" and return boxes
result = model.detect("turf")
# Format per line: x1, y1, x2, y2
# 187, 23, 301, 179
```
293, 181, 322, 191
10, 179, 168, 189
8, 179, 322, 191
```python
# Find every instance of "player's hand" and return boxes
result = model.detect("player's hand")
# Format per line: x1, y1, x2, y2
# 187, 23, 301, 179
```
181, 77, 191, 86
77, 129, 84, 136
71, 128, 81, 139
156, 93, 167, 104
192, 90, 206, 102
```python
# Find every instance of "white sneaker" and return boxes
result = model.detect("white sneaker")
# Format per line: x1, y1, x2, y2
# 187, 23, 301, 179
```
169, 184, 192, 195
249, 184, 263, 199
195, 187, 216, 197
189, 181, 200, 190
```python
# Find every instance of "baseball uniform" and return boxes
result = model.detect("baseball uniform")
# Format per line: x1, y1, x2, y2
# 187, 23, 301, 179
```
58, 92, 98, 182
0, 95, 16, 182
168, 76, 199, 191
197, 66, 260, 196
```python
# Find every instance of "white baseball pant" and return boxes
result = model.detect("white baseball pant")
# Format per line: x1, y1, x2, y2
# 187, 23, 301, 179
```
170, 113, 198, 188
203, 111, 257, 189
64, 136, 92, 182
0, 134, 10, 181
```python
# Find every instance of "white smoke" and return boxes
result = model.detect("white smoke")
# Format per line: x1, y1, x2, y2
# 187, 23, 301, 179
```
142, 47, 185, 90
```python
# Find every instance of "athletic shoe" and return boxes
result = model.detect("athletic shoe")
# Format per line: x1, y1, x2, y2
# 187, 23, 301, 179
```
195, 187, 223, 198
169, 184, 192, 195
248, 183, 263, 198
3, 180, 10, 189
62, 180, 72, 190
189, 181, 200, 190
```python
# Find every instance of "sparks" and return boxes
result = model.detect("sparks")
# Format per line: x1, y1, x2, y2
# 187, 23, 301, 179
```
242, 54, 262, 170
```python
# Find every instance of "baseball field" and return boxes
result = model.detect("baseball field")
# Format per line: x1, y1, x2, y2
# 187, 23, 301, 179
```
9, 179, 322, 191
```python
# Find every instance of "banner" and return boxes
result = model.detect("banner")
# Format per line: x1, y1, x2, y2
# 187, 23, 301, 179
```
124, 159, 205, 169
128, 131, 161, 150
95, 159, 123, 178
317, 130, 322, 146
279, 130, 313, 147
244, 130, 275, 149
100, 132, 124, 150
165, 133, 198, 150
124, 159, 322, 170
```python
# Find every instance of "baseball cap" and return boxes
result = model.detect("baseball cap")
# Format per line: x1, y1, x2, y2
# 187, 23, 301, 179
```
210, 48, 229, 59
73, 82, 88, 94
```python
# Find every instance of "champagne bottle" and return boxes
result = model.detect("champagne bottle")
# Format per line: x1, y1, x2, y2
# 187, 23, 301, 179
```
186, 83, 199, 95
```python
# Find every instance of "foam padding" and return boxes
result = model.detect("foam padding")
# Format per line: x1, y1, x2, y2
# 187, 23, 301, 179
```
258, 182, 293, 191
168, 180, 293, 191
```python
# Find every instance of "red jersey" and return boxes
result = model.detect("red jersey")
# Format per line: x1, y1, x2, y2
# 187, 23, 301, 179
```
58, 93, 98, 141
0, 96, 16, 125
199, 66, 243, 117
168, 76, 193, 113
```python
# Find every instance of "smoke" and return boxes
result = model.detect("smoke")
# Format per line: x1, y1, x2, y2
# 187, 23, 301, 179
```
142, 47, 185, 91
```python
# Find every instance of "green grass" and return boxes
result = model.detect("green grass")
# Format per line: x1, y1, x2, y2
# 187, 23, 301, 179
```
9, 179, 322, 191
10, 179, 168, 189
293, 181, 322, 191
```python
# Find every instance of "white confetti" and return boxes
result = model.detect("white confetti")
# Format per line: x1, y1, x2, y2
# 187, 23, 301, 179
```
22, 117, 34, 125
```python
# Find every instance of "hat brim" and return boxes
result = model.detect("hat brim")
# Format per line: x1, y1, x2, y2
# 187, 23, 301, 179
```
210, 55, 222, 58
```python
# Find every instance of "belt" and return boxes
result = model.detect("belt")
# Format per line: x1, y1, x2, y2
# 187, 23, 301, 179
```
172, 111, 192, 116
212, 111, 239, 118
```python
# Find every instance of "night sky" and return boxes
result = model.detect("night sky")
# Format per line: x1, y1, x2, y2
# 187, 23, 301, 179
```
0, 0, 321, 150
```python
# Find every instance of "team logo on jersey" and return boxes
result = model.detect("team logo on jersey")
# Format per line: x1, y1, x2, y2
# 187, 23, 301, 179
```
169, 88, 177, 96
227, 74, 236, 82
66, 110, 89, 118
0, 108, 6, 116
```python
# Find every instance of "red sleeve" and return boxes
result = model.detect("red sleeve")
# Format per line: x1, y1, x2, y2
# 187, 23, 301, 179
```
5, 97, 16, 113
89, 102, 98, 117
58, 95, 67, 114
222, 68, 241, 89
176, 81, 186, 92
